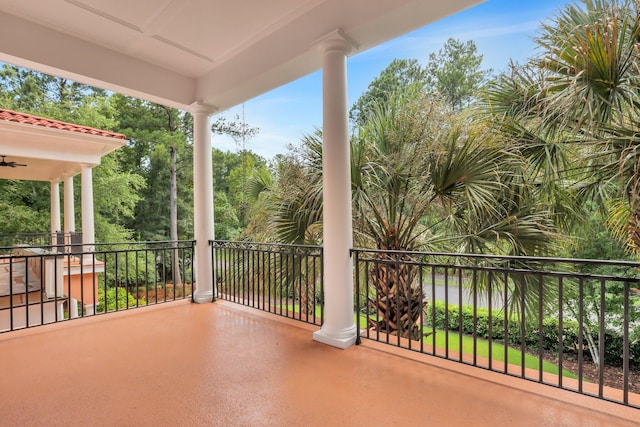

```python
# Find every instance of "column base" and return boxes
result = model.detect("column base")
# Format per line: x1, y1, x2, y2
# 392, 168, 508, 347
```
70, 297, 79, 319
193, 289, 214, 304
313, 324, 357, 349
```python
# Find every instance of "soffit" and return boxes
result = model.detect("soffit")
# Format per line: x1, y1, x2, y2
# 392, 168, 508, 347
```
0, 0, 484, 111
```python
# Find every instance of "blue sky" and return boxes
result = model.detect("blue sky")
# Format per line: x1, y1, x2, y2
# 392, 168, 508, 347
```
214, 0, 573, 159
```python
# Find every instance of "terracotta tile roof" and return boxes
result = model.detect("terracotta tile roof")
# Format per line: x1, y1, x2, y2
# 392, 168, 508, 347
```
0, 108, 126, 140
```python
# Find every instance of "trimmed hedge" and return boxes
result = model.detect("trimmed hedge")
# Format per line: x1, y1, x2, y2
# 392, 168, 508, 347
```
427, 301, 640, 368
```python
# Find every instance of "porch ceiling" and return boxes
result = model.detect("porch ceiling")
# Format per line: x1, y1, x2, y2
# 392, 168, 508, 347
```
0, 0, 484, 112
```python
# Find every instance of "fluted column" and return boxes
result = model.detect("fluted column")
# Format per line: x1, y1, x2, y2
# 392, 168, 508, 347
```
191, 102, 217, 303
312, 31, 357, 349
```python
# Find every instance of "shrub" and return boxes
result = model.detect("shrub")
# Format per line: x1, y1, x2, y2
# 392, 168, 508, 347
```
427, 301, 640, 368
96, 286, 138, 312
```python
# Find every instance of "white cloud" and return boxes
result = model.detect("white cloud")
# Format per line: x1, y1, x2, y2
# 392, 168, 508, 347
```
421, 20, 540, 45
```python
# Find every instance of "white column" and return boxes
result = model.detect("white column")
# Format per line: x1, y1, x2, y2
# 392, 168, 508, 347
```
81, 166, 95, 252
191, 102, 216, 303
64, 176, 79, 318
313, 31, 357, 349
50, 181, 61, 239
70, 301, 79, 319
63, 176, 75, 234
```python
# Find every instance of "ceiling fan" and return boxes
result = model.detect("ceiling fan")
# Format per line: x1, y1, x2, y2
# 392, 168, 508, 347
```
0, 155, 27, 168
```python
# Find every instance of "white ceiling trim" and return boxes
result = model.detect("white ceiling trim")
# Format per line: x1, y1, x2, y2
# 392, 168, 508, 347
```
212, 0, 326, 67
151, 35, 215, 64
0, 0, 486, 112
64, 0, 145, 33
0, 11, 196, 109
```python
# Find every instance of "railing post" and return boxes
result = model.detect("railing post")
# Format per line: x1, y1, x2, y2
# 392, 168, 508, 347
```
354, 249, 361, 345
210, 240, 216, 302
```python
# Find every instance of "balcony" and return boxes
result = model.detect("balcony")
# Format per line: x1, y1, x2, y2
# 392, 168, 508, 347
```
1, 240, 639, 424
0, 299, 637, 426
212, 242, 640, 409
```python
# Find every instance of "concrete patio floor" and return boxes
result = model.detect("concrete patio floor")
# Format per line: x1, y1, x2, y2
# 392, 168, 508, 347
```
0, 300, 637, 426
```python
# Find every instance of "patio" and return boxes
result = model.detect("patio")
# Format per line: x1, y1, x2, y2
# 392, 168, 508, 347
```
0, 1, 639, 424
0, 299, 636, 426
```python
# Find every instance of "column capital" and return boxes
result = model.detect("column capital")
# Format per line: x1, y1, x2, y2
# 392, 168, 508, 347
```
189, 102, 217, 116
316, 29, 359, 56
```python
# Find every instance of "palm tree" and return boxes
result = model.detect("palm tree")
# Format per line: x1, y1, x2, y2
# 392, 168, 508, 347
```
253, 90, 556, 338
480, 0, 640, 369
482, 0, 640, 256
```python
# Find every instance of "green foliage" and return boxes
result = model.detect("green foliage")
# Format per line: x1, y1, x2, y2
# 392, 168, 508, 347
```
214, 192, 241, 240
350, 58, 428, 125
425, 38, 491, 110
423, 329, 574, 377
262, 92, 544, 252
0, 182, 50, 233
0, 64, 109, 117
536, 0, 640, 128
350, 39, 490, 124
111, 95, 194, 241
212, 148, 269, 237
429, 301, 640, 368
211, 115, 259, 141
278, 91, 554, 258
259, 90, 558, 326
0, 64, 267, 243
98, 249, 153, 289
96, 286, 138, 312
567, 206, 631, 262
480, 0, 640, 258
227, 151, 268, 227
0, 66, 145, 242
93, 152, 146, 242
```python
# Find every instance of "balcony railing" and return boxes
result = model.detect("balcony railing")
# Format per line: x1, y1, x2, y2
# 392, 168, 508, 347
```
352, 248, 640, 408
212, 240, 323, 326
0, 232, 82, 253
0, 240, 194, 333
5, 237, 639, 408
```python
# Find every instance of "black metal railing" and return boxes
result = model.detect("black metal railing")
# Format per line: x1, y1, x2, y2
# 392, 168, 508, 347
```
212, 240, 323, 326
0, 232, 83, 254
0, 232, 52, 248
352, 248, 640, 408
0, 240, 194, 333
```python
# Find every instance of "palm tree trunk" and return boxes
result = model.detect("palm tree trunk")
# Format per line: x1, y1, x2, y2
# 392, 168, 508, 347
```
367, 252, 427, 340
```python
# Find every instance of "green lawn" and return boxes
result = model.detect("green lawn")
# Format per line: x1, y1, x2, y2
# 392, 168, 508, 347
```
425, 329, 576, 378
280, 304, 575, 379
357, 313, 576, 378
